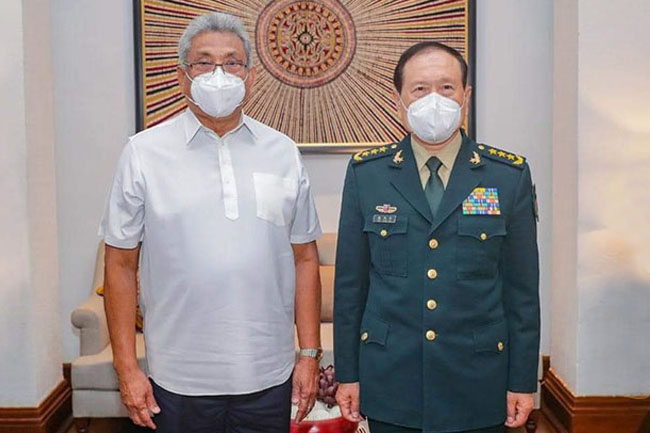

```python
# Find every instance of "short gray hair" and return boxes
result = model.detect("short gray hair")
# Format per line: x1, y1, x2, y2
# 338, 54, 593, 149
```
178, 12, 252, 68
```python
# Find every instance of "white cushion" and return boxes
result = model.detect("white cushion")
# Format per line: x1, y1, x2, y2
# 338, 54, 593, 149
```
72, 333, 147, 390
316, 233, 337, 265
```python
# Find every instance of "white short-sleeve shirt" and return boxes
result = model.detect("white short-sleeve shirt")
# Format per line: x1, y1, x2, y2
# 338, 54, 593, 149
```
99, 109, 322, 395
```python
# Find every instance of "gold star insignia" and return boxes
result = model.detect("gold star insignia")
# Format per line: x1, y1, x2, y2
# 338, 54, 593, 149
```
497, 151, 507, 157
379, 146, 387, 153
362, 151, 370, 157
370, 148, 379, 155
489, 149, 498, 155
507, 154, 515, 160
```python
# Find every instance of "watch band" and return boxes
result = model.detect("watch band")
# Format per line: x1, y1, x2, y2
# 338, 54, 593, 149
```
299, 348, 323, 361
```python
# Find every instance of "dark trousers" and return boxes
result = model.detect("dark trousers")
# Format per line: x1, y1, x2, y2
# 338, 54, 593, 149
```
368, 418, 505, 433
151, 377, 292, 433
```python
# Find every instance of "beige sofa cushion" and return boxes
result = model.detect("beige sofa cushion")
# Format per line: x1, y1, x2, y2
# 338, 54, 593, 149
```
96, 285, 143, 331
72, 390, 127, 418
316, 233, 337, 266
72, 333, 147, 390
320, 323, 333, 367
320, 265, 334, 322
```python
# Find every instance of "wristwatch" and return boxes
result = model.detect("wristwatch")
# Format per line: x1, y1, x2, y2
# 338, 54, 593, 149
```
299, 347, 323, 361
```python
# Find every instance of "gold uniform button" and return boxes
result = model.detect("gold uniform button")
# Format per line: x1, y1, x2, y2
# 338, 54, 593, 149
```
427, 269, 438, 279
427, 299, 438, 310
426, 330, 436, 341
497, 341, 504, 352
380, 229, 388, 237
428, 238, 439, 249
480, 232, 488, 241
361, 332, 369, 342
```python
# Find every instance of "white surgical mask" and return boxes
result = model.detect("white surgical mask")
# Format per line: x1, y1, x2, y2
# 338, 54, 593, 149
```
403, 92, 464, 144
186, 67, 246, 118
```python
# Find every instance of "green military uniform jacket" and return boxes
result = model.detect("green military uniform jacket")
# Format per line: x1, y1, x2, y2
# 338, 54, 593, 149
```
334, 133, 540, 432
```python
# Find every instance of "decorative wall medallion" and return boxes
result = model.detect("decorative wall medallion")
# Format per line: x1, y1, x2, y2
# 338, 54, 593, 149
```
256, 0, 356, 88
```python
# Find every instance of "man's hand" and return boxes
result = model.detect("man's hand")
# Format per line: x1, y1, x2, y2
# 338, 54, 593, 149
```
336, 382, 363, 422
505, 391, 534, 428
292, 357, 319, 423
117, 367, 160, 429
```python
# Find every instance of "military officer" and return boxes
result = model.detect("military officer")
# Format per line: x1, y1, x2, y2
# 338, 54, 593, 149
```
333, 41, 540, 433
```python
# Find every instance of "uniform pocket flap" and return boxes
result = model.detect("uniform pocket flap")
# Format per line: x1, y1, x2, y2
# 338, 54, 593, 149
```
360, 314, 390, 346
363, 216, 408, 237
473, 320, 508, 353
458, 217, 507, 240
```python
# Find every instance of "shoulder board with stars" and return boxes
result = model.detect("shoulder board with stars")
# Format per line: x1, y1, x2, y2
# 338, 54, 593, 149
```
352, 143, 400, 164
476, 144, 526, 169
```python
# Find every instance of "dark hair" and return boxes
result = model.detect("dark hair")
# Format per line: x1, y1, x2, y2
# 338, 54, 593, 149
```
393, 41, 468, 93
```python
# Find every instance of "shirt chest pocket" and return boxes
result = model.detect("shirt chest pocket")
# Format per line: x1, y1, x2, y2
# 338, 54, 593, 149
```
456, 216, 507, 280
363, 216, 408, 277
253, 173, 298, 227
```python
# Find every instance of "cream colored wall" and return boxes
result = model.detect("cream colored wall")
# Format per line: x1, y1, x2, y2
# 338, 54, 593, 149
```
551, 0, 650, 396
574, 0, 650, 395
52, 0, 136, 360
0, 0, 34, 406
0, 0, 62, 406
551, 0, 580, 391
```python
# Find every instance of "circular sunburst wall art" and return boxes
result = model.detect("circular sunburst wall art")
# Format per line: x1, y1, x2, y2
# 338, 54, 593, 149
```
137, 0, 472, 149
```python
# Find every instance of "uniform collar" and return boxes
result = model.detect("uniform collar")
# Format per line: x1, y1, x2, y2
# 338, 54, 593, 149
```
181, 108, 257, 145
410, 130, 463, 173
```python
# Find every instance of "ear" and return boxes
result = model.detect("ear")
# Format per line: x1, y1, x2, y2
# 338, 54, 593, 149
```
177, 66, 190, 96
464, 85, 473, 103
394, 89, 411, 133
461, 85, 472, 120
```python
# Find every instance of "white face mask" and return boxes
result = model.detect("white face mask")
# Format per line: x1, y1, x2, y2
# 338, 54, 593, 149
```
186, 67, 247, 118
403, 92, 464, 144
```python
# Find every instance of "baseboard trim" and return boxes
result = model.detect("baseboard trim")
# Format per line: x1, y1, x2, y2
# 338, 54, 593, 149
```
63, 363, 71, 384
542, 354, 550, 377
0, 377, 72, 433
541, 367, 650, 433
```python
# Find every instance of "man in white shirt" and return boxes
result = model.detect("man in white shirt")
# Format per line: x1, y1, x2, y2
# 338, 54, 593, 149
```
100, 12, 323, 433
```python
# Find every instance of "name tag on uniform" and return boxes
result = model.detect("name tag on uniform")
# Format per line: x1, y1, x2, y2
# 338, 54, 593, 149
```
462, 187, 501, 215
373, 214, 397, 224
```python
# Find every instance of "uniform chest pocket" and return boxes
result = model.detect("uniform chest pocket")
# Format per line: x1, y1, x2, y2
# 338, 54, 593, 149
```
253, 173, 298, 227
363, 216, 408, 277
457, 216, 507, 280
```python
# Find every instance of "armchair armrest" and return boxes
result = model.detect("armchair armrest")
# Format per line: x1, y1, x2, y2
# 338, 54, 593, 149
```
71, 292, 109, 356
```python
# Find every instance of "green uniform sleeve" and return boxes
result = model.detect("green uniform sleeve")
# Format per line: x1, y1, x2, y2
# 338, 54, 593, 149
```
333, 161, 370, 383
501, 163, 541, 392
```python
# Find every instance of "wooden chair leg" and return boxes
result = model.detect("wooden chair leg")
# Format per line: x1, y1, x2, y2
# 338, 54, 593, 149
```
74, 417, 90, 433
525, 410, 538, 433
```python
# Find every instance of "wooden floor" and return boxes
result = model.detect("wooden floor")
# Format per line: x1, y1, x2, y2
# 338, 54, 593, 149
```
65, 412, 556, 433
